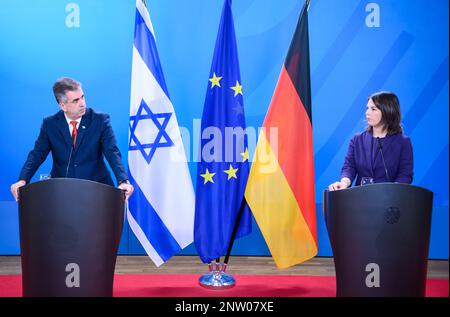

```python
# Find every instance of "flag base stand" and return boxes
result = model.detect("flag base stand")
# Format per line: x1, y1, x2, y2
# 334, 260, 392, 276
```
198, 270, 235, 290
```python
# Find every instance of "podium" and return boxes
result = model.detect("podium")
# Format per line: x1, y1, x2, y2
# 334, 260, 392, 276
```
323, 183, 433, 297
18, 178, 125, 297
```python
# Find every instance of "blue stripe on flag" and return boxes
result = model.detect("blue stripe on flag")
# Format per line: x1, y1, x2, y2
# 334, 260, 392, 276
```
128, 172, 181, 262
134, 9, 170, 98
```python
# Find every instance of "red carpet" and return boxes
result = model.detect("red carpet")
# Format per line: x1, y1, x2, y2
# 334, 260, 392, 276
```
0, 274, 448, 297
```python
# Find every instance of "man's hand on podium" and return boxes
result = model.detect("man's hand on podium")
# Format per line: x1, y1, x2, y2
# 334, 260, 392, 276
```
118, 180, 134, 200
11, 180, 26, 202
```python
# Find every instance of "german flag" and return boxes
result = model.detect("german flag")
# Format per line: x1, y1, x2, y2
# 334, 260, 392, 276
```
245, 0, 317, 269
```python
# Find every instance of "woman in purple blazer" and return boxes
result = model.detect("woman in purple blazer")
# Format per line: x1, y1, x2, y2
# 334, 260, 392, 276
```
328, 91, 413, 191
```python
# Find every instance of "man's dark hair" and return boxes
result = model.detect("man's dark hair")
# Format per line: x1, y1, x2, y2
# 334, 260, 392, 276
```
53, 77, 81, 103
367, 91, 403, 135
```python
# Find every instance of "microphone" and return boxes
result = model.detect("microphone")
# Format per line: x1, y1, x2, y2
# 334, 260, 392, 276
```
377, 137, 390, 182
65, 139, 75, 178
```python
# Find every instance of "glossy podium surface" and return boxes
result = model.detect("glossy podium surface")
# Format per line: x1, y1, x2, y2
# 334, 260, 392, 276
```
324, 183, 433, 297
19, 178, 124, 297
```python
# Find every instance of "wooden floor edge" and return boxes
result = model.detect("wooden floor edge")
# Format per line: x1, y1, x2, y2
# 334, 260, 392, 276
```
0, 255, 448, 278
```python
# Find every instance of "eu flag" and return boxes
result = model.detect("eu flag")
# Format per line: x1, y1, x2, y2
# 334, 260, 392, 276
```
194, 0, 252, 264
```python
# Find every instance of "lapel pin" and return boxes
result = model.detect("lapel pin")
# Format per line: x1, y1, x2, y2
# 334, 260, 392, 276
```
82, 126, 86, 129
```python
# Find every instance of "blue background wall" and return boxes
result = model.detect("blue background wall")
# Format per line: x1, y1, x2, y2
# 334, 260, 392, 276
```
0, 0, 448, 260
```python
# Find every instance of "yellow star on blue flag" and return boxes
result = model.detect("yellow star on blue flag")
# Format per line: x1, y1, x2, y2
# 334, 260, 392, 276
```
209, 72, 223, 88
230, 81, 243, 96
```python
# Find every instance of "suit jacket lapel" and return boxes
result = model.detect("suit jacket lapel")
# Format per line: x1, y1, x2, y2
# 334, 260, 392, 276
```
74, 109, 92, 151
378, 133, 396, 161
56, 111, 72, 148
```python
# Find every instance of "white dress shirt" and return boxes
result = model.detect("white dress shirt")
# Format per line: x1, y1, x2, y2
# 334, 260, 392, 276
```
64, 114, 82, 136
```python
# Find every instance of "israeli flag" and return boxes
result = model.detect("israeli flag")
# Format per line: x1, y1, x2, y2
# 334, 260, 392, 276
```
127, 0, 195, 266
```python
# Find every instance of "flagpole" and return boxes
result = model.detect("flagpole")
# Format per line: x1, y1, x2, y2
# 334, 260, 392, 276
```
222, 198, 246, 272
215, 258, 221, 272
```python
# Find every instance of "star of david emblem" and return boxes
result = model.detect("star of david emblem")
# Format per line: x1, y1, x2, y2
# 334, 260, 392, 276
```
129, 99, 174, 164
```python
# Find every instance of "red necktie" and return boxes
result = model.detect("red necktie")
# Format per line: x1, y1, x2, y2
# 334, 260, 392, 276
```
70, 121, 78, 147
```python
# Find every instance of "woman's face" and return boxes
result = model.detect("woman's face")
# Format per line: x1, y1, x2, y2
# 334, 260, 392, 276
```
365, 98, 383, 129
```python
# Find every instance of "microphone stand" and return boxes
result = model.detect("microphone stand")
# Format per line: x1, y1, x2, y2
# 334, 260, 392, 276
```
377, 137, 391, 182
65, 139, 75, 178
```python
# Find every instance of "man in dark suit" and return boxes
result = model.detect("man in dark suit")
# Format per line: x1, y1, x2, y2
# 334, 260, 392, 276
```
10, 77, 134, 201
